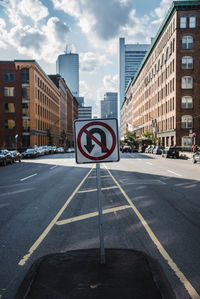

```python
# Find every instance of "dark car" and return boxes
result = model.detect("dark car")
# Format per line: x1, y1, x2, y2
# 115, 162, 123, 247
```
22, 148, 39, 158
122, 145, 132, 153
153, 146, 165, 155
193, 150, 200, 163
0, 149, 13, 166
9, 150, 22, 162
162, 146, 179, 158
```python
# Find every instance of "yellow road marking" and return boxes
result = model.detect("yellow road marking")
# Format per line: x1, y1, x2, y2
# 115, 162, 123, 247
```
56, 205, 131, 225
77, 186, 118, 193
18, 166, 94, 266
88, 175, 110, 178
104, 164, 200, 299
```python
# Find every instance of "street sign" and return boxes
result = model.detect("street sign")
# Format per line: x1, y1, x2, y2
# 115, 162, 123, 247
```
74, 118, 120, 164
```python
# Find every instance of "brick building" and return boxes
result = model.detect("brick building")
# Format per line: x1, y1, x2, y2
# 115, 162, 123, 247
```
121, 0, 200, 147
0, 60, 60, 149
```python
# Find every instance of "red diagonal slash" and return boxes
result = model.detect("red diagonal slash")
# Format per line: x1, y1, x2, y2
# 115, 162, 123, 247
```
84, 129, 109, 153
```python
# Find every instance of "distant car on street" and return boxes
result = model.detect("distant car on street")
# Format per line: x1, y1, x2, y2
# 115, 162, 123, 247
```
0, 149, 13, 166
66, 147, 75, 153
122, 145, 132, 153
22, 148, 39, 158
162, 146, 179, 159
153, 146, 165, 155
9, 150, 22, 162
56, 147, 64, 153
193, 150, 200, 164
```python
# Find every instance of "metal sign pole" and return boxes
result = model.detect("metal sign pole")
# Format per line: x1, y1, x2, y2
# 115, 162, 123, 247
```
96, 163, 105, 264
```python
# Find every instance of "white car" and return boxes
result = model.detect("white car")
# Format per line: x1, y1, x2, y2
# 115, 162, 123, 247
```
56, 147, 64, 153
66, 147, 75, 153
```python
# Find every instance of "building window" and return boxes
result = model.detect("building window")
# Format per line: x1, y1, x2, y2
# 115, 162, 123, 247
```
22, 103, 30, 116
22, 87, 30, 100
4, 103, 15, 113
4, 73, 14, 82
5, 119, 15, 129
182, 36, 193, 49
181, 56, 193, 69
22, 119, 30, 131
182, 136, 192, 147
181, 115, 193, 128
180, 14, 187, 28
181, 96, 193, 109
21, 68, 29, 84
181, 76, 193, 89
4, 87, 15, 97
189, 14, 196, 28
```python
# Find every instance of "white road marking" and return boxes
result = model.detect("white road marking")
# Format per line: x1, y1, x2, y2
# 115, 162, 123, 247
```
104, 164, 200, 299
18, 166, 94, 266
20, 173, 38, 181
56, 205, 131, 226
167, 170, 182, 177
146, 162, 153, 165
50, 165, 57, 170
88, 175, 110, 179
77, 186, 118, 193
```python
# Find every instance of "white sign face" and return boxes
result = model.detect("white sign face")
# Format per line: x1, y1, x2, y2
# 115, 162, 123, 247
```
74, 118, 120, 164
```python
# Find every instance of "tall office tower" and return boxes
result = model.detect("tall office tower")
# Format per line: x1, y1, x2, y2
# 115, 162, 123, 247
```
118, 38, 150, 119
78, 106, 92, 119
56, 53, 79, 97
101, 92, 118, 119
76, 96, 84, 107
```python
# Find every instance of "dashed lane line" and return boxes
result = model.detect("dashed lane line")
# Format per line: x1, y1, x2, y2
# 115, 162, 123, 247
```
104, 163, 200, 299
20, 173, 38, 181
56, 205, 131, 226
50, 165, 57, 170
167, 170, 183, 177
18, 166, 94, 266
146, 162, 153, 165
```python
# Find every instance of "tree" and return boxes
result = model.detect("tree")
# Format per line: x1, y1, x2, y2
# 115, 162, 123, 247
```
60, 130, 67, 147
46, 129, 53, 145
124, 131, 137, 146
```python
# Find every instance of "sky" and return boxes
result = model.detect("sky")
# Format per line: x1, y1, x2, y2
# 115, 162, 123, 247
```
0, 0, 174, 117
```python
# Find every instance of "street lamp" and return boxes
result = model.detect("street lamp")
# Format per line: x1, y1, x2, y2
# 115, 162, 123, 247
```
15, 134, 18, 150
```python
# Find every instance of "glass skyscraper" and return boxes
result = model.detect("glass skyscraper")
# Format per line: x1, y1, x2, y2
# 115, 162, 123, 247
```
101, 92, 118, 119
119, 38, 150, 114
56, 53, 79, 97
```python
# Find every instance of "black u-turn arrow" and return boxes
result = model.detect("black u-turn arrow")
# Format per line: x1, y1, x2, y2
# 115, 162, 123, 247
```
84, 128, 107, 153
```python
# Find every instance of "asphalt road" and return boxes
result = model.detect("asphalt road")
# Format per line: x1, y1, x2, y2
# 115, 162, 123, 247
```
0, 152, 200, 299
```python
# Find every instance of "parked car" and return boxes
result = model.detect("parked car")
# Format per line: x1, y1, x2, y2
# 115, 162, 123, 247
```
153, 146, 165, 155
56, 147, 64, 153
52, 146, 57, 153
122, 145, 132, 153
193, 150, 200, 164
66, 147, 75, 153
22, 148, 39, 158
0, 149, 13, 166
9, 150, 22, 162
149, 145, 156, 154
131, 146, 138, 153
37, 147, 45, 156
48, 146, 54, 154
145, 145, 152, 153
162, 146, 179, 158
42, 146, 49, 155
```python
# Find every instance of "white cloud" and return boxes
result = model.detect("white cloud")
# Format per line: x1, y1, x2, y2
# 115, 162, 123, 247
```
80, 52, 111, 73
0, 18, 7, 48
103, 74, 118, 91
154, 0, 173, 19
1, 0, 49, 26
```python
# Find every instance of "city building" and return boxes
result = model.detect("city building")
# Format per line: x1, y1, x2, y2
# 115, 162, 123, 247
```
78, 106, 92, 119
101, 92, 118, 119
121, 0, 200, 147
119, 38, 150, 116
56, 53, 79, 97
76, 96, 84, 107
48, 74, 76, 146
0, 60, 60, 149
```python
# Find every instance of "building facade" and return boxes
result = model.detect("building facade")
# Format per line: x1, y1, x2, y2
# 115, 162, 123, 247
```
0, 60, 60, 149
49, 74, 76, 146
101, 92, 118, 119
119, 38, 150, 116
121, 0, 200, 148
56, 53, 79, 98
78, 106, 92, 119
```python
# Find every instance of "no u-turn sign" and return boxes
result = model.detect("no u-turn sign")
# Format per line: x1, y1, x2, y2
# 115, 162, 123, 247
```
74, 118, 120, 164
